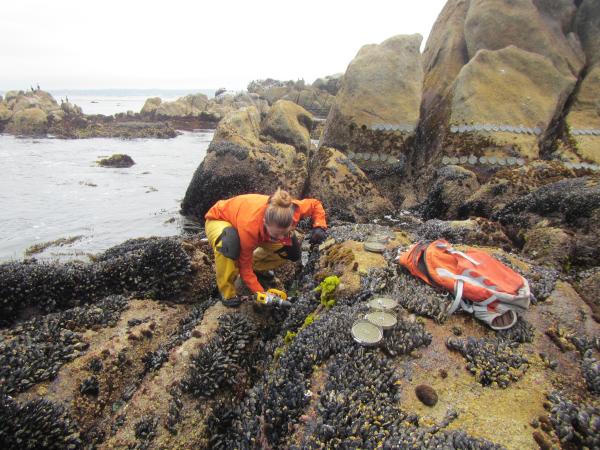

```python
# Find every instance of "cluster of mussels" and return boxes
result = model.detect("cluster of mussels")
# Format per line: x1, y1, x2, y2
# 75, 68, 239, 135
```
492, 252, 559, 302
390, 271, 448, 323
495, 318, 535, 344
582, 350, 600, 394
0, 237, 191, 325
416, 219, 478, 245
205, 302, 500, 449
0, 392, 83, 450
303, 349, 405, 448
446, 337, 529, 388
134, 415, 159, 450
181, 313, 257, 399
382, 316, 432, 358
142, 297, 216, 373
569, 334, 600, 354
548, 391, 600, 448
205, 306, 358, 448
0, 295, 128, 394
325, 223, 396, 243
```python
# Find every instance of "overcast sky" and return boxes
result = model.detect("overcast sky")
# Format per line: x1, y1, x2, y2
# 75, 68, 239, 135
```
1, 0, 447, 91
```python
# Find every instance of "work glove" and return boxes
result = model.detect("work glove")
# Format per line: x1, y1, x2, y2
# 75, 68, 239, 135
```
276, 232, 301, 261
221, 296, 242, 307
308, 227, 327, 245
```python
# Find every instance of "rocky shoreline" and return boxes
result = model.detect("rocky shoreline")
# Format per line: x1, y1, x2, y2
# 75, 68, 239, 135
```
1, 0, 600, 449
0, 78, 336, 140
0, 216, 598, 449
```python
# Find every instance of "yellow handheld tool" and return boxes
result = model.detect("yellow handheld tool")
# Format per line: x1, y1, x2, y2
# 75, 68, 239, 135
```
256, 288, 289, 307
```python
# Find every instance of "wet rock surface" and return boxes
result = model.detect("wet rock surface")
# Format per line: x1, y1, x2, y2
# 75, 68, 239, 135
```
0, 219, 597, 450
0, 237, 193, 325
180, 106, 308, 220
96, 153, 135, 168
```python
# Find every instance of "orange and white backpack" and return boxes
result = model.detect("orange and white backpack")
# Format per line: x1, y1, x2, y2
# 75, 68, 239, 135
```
397, 239, 531, 330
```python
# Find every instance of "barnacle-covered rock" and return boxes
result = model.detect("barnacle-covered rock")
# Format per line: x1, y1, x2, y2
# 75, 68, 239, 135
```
522, 226, 574, 269
446, 336, 529, 387
495, 176, 600, 267
416, 217, 512, 249
575, 267, 600, 322
421, 165, 480, 220
306, 146, 393, 222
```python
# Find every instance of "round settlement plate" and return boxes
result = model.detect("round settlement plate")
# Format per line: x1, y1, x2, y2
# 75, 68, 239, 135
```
363, 242, 386, 253
352, 320, 383, 346
365, 311, 397, 329
368, 296, 398, 311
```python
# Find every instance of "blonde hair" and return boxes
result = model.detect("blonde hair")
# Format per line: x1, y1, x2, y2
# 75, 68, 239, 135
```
265, 188, 294, 228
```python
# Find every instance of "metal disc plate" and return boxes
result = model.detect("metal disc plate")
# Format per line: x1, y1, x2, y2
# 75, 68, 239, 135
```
365, 311, 397, 329
368, 296, 398, 311
364, 242, 386, 253
352, 320, 383, 346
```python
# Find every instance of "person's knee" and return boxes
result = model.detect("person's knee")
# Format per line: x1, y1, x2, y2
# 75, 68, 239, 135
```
217, 227, 240, 259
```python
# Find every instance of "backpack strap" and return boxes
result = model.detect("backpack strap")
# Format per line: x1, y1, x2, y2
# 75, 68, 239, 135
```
447, 279, 464, 315
435, 241, 480, 266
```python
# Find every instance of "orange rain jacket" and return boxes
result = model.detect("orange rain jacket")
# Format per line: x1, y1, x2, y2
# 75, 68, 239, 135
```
205, 193, 327, 293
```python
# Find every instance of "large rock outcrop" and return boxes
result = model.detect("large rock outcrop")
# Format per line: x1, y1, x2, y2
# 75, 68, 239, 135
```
1, 90, 66, 135
564, 63, 600, 164
464, 0, 584, 78
180, 107, 308, 220
566, 6, 600, 172
6, 107, 48, 135
247, 78, 336, 117
260, 100, 313, 153
306, 147, 393, 222
447, 45, 577, 159
141, 92, 269, 125
414, 0, 597, 194
321, 34, 424, 153
311, 73, 343, 96
318, 34, 424, 209
421, 0, 470, 114
142, 93, 209, 118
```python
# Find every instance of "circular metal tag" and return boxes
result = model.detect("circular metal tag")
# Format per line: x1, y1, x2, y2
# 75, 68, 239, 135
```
365, 311, 397, 329
368, 296, 398, 311
363, 242, 386, 253
351, 320, 383, 346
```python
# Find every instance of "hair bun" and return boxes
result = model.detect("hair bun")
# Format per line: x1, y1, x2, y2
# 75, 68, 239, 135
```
271, 188, 292, 208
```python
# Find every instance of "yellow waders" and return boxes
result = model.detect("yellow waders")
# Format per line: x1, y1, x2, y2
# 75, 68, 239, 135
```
205, 220, 289, 299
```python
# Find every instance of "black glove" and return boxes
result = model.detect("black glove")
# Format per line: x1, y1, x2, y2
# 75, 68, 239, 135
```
308, 227, 327, 245
221, 296, 242, 307
276, 232, 301, 261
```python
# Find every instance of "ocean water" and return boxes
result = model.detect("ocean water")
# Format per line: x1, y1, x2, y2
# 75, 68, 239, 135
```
0, 130, 213, 262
